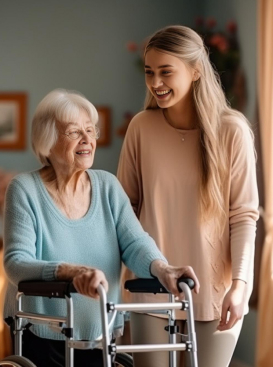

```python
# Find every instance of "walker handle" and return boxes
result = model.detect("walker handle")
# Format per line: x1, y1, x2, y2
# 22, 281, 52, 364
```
18, 280, 77, 298
124, 277, 194, 294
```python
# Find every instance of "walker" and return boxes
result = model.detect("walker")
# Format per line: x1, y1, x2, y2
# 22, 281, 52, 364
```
0, 277, 198, 367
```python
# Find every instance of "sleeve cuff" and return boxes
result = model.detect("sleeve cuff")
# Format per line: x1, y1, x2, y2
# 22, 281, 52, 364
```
42, 262, 63, 281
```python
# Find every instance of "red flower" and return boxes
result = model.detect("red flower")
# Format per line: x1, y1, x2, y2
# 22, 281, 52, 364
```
126, 42, 138, 53
207, 18, 217, 29
226, 20, 237, 34
209, 34, 229, 53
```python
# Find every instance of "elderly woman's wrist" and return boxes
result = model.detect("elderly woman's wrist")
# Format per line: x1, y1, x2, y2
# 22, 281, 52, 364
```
55, 263, 92, 280
150, 259, 168, 278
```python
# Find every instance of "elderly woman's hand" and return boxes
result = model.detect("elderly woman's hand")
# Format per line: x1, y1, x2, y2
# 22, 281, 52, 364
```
150, 260, 200, 297
56, 263, 108, 299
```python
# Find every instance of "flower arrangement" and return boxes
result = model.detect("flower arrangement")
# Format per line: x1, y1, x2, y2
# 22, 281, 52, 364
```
195, 17, 247, 111
126, 41, 146, 72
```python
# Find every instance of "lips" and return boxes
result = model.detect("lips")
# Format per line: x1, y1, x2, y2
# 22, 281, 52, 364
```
76, 150, 91, 155
155, 89, 171, 95
154, 89, 172, 99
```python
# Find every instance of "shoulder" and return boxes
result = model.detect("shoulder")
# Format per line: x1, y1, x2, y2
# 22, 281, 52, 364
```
5, 171, 40, 213
90, 170, 128, 206
90, 169, 117, 183
220, 112, 254, 147
90, 169, 122, 191
127, 109, 162, 132
7, 171, 37, 194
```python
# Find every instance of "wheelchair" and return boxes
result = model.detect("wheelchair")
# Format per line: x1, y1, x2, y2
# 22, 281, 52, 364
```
0, 277, 198, 367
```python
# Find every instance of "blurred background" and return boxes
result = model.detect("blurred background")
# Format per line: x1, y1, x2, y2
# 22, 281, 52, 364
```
0, 1, 265, 366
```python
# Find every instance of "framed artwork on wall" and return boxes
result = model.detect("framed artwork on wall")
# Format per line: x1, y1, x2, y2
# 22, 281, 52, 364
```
0, 93, 27, 150
96, 107, 111, 146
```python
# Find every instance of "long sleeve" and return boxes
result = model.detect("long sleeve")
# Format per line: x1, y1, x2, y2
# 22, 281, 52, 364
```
117, 115, 143, 216
228, 121, 259, 284
4, 179, 59, 286
106, 173, 167, 278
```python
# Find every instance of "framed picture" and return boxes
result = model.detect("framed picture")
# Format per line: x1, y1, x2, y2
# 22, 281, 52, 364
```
96, 107, 111, 146
0, 93, 27, 150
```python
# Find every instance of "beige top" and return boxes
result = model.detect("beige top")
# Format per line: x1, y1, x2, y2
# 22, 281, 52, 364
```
117, 108, 259, 321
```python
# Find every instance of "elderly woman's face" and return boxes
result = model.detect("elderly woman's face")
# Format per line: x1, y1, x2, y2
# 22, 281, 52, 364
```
49, 110, 96, 172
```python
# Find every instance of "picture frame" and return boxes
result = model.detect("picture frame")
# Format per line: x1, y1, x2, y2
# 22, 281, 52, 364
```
0, 93, 27, 150
96, 107, 111, 146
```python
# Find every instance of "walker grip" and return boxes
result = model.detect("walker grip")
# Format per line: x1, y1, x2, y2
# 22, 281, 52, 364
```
18, 280, 77, 298
124, 277, 194, 294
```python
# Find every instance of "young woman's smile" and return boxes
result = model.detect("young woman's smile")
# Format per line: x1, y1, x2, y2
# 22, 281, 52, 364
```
144, 49, 195, 109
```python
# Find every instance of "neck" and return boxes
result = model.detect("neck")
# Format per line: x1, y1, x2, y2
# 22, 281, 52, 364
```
40, 166, 88, 194
163, 100, 198, 130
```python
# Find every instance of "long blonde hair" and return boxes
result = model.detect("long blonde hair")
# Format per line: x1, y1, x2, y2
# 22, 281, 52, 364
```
144, 25, 253, 231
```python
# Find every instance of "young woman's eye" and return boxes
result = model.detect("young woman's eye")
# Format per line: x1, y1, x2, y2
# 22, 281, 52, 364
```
162, 70, 171, 75
145, 70, 153, 75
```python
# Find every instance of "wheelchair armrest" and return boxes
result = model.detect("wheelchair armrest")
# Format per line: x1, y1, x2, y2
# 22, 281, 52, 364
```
124, 277, 195, 294
18, 280, 77, 298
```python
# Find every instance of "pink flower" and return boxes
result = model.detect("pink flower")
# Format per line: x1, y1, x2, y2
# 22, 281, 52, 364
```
207, 18, 217, 29
209, 34, 229, 53
226, 20, 237, 34
126, 42, 138, 53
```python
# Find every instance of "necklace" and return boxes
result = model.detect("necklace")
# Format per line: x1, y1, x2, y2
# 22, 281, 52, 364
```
162, 109, 197, 143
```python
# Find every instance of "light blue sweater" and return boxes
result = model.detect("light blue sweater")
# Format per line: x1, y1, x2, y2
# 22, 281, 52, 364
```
4, 169, 166, 341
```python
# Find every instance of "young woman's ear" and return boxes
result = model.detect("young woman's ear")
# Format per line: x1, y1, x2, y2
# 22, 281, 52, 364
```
193, 71, 201, 81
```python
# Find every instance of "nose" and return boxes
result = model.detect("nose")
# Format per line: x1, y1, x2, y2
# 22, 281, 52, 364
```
151, 74, 163, 88
79, 130, 92, 144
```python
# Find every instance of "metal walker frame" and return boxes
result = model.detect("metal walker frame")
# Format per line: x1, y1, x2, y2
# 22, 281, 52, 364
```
3, 277, 198, 367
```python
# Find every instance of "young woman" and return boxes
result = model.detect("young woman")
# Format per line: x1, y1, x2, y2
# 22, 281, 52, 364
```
117, 25, 259, 367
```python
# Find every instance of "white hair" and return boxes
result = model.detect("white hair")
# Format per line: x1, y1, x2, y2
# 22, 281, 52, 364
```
31, 89, 99, 166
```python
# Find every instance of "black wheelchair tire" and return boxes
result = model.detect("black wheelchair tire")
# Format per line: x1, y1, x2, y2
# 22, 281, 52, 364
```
0, 355, 36, 367
114, 352, 133, 367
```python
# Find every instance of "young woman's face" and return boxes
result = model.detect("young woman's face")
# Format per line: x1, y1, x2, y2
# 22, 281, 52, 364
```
145, 49, 196, 109
49, 109, 97, 173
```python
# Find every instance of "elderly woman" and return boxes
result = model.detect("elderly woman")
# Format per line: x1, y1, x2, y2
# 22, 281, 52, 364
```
3, 89, 199, 367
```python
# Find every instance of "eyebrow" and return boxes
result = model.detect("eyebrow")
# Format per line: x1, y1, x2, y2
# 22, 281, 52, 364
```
66, 121, 93, 127
144, 64, 174, 69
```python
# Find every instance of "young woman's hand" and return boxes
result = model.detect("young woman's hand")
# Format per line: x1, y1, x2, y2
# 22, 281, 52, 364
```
56, 263, 108, 299
217, 279, 246, 331
150, 260, 200, 297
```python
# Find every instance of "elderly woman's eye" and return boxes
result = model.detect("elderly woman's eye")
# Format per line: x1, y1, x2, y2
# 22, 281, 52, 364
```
86, 127, 95, 135
69, 130, 80, 138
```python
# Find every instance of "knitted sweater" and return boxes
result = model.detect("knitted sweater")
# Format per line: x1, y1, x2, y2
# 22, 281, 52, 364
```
4, 169, 166, 340
117, 108, 259, 321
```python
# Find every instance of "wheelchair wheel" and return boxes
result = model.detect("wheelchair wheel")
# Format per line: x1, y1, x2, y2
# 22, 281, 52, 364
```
114, 353, 133, 367
0, 356, 36, 367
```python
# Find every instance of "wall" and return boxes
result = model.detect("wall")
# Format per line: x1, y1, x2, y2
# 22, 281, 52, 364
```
0, 0, 198, 173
